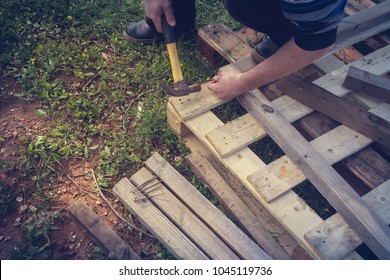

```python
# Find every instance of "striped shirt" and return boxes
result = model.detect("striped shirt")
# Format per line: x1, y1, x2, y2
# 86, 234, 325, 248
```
280, 0, 347, 50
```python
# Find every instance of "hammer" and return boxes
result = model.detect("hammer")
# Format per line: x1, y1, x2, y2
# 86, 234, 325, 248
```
161, 15, 201, 96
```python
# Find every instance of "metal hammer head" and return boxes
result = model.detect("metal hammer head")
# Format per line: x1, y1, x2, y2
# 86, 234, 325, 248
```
161, 80, 201, 96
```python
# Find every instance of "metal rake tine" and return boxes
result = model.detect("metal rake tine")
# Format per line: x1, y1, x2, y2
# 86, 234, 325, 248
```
134, 192, 166, 202
130, 175, 158, 194
133, 181, 162, 200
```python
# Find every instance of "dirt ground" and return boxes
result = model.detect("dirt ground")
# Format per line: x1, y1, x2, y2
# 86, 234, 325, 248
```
0, 77, 156, 260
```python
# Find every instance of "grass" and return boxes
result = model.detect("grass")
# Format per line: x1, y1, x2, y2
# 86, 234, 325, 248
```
0, 0, 239, 259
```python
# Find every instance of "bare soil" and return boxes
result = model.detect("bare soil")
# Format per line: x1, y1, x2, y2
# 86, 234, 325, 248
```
0, 78, 155, 260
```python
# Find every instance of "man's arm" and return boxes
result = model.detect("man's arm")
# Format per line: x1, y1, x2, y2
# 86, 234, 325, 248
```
208, 38, 333, 99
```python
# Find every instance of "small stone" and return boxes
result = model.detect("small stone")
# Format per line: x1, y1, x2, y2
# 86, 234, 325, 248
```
5, 236, 12, 242
95, 200, 101, 205
0, 235, 4, 241
19, 205, 28, 213
16, 195, 23, 203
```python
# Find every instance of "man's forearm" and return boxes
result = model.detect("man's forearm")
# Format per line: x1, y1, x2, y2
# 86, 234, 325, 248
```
240, 38, 333, 92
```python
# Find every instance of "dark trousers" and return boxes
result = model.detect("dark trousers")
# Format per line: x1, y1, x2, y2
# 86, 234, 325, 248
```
172, 0, 196, 32
172, 0, 295, 46
224, 0, 295, 46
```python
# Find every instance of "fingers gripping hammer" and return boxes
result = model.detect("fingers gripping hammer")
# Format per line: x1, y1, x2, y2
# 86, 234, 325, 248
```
161, 15, 201, 96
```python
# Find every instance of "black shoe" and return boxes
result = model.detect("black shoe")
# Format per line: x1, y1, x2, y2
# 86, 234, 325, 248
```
251, 35, 282, 63
124, 18, 164, 44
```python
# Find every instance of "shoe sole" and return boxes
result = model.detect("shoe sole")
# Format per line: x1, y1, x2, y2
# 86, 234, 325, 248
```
123, 31, 163, 45
251, 48, 266, 64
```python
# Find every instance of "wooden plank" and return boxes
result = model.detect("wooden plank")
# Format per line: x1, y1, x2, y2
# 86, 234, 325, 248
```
67, 199, 140, 260
169, 84, 230, 121
186, 153, 291, 260
276, 72, 390, 156
297, 112, 390, 189
205, 95, 312, 158
205, 113, 267, 158
144, 152, 272, 260
198, 22, 252, 64
130, 167, 240, 260
113, 178, 209, 260
313, 45, 390, 98
343, 66, 390, 103
248, 125, 372, 203
304, 179, 390, 259
228, 61, 390, 259
330, 1, 390, 55
369, 103, 390, 125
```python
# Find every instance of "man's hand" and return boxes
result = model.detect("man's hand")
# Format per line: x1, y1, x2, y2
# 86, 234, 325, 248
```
143, 0, 175, 33
207, 68, 248, 100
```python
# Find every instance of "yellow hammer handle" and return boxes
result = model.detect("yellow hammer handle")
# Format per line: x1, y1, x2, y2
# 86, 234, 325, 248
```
166, 43, 184, 83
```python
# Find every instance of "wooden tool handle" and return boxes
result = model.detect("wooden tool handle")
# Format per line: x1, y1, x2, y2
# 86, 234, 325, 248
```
162, 15, 184, 83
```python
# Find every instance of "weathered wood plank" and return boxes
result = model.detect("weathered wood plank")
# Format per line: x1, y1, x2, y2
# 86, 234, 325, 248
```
231, 60, 390, 259
330, 1, 390, 55
130, 167, 240, 260
248, 125, 372, 202
205, 95, 312, 158
343, 66, 390, 103
113, 178, 209, 260
186, 153, 291, 260
144, 153, 272, 260
313, 45, 390, 98
276, 73, 390, 156
205, 113, 267, 158
67, 199, 140, 260
169, 84, 230, 121
297, 112, 390, 189
304, 179, 390, 259
369, 103, 390, 125
198, 22, 252, 64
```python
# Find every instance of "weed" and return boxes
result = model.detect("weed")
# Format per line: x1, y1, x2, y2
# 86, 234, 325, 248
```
10, 207, 62, 259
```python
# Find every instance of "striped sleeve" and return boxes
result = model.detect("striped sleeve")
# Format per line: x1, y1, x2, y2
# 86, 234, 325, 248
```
280, 0, 347, 50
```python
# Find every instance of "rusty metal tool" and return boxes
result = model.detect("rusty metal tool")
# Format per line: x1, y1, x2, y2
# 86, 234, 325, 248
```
161, 15, 201, 96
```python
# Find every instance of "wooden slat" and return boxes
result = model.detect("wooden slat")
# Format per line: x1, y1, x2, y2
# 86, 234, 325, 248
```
313, 45, 390, 98
248, 125, 372, 202
343, 66, 390, 103
304, 179, 390, 259
369, 103, 390, 124
67, 199, 140, 260
205, 95, 312, 158
231, 60, 390, 258
130, 167, 240, 260
298, 112, 390, 189
144, 153, 272, 260
205, 113, 267, 158
198, 22, 252, 64
169, 84, 230, 121
276, 73, 390, 156
330, 1, 390, 55
186, 153, 291, 260
113, 178, 209, 260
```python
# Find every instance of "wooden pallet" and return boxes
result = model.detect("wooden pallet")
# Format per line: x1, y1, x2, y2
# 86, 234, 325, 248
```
168, 2, 390, 260
113, 153, 272, 260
